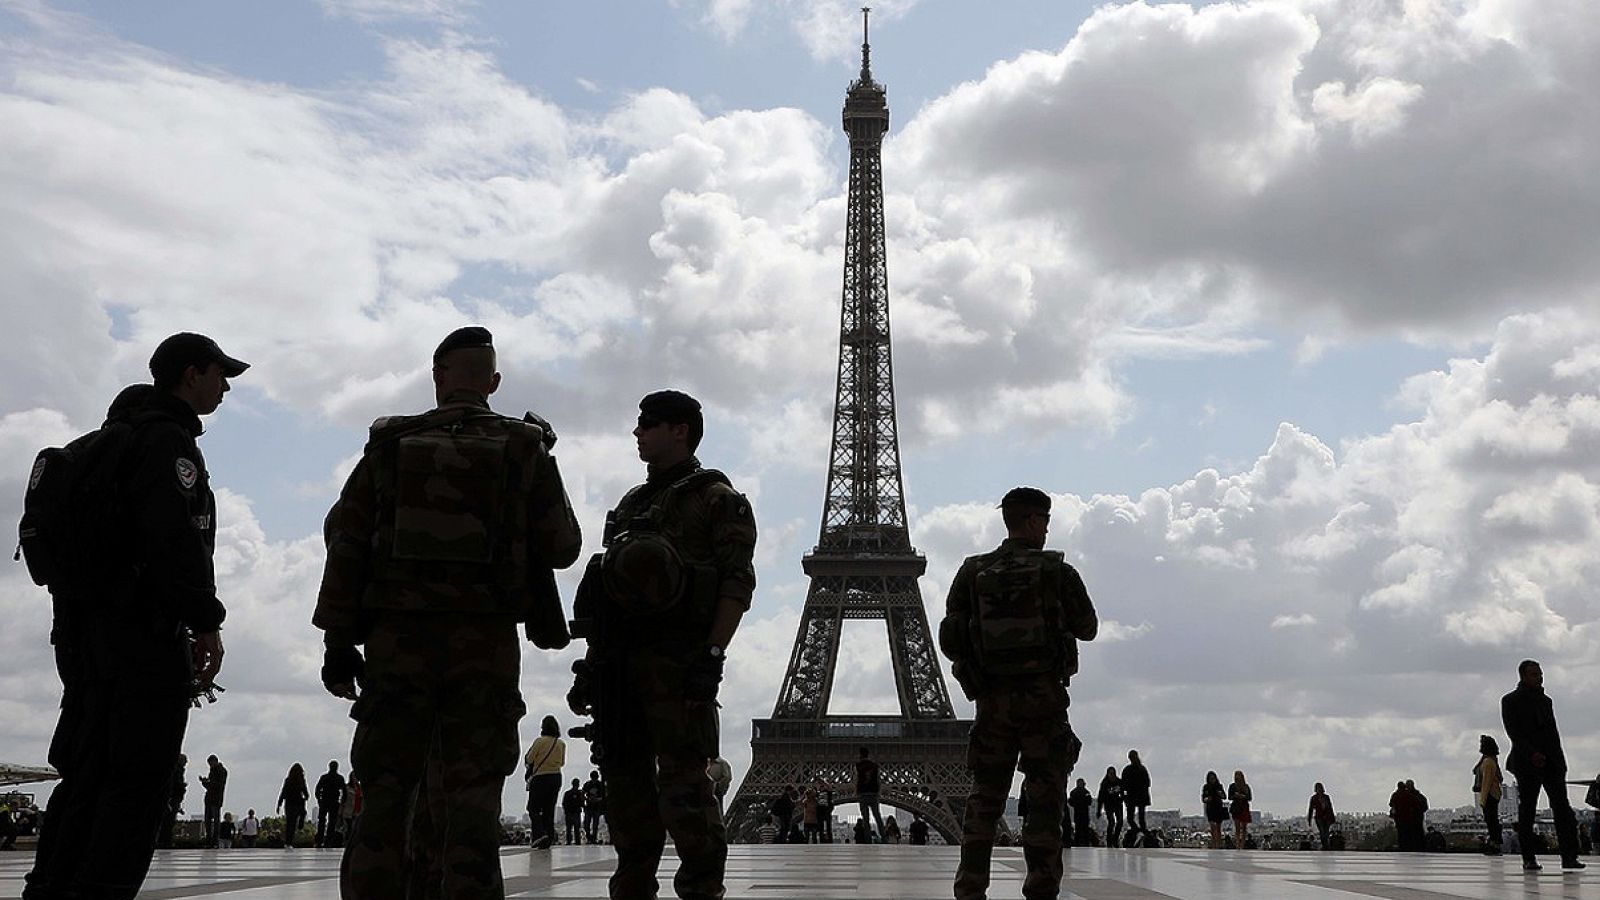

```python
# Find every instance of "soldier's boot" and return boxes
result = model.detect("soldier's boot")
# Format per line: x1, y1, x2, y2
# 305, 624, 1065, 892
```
610, 840, 664, 899
1022, 845, 1064, 900
953, 841, 993, 900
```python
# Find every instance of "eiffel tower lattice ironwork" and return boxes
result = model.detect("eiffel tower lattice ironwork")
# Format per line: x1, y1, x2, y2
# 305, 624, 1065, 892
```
725, 10, 979, 845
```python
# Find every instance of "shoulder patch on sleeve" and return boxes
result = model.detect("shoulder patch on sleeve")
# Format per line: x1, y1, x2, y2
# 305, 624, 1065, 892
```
175, 457, 198, 490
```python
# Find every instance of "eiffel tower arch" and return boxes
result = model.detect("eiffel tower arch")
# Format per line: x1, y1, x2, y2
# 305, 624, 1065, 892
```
726, 11, 993, 846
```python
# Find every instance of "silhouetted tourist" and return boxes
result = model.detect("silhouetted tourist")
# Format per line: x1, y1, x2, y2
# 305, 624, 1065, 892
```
1067, 778, 1094, 847
524, 715, 565, 850
1228, 771, 1252, 850
1388, 781, 1416, 850
1474, 735, 1504, 855
340, 772, 362, 841
1502, 659, 1583, 870
278, 763, 309, 850
1307, 783, 1335, 850
1121, 750, 1151, 837
201, 755, 228, 848
1201, 771, 1226, 849
855, 747, 885, 841
562, 778, 584, 845
909, 812, 930, 845
241, 809, 259, 848
1097, 767, 1125, 849
582, 771, 606, 845
853, 818, 871, 845
883, 815, 901, 844
756, 816, 778, 844
0, 805, 15, 852
314, 760, 346, 849
770, 785, 796, 839
814, 777, 836, 843
802, 784, 822, 843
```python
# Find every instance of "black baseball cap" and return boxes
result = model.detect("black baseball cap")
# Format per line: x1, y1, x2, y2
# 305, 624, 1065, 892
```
149, 333, 249, 384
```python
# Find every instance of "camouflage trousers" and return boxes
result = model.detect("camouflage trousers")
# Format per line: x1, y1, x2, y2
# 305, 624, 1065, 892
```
341, 615, 525, 900
955, 675, 1078, 900
602, 645, 726, 900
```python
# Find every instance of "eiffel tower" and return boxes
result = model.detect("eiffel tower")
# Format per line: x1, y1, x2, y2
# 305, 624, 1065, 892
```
725, 10, 977, 844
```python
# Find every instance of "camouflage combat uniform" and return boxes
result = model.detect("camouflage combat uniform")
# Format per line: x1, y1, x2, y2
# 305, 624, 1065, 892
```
939, 537, 1097, 900
589, 455, 756, 900
313, 390, 582, 900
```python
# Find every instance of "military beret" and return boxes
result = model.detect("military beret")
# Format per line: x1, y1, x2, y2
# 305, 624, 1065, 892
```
149, 332, 250, 383
999, 486, 1051, 512
639, 389, 702, 425
433, 326, 493, 362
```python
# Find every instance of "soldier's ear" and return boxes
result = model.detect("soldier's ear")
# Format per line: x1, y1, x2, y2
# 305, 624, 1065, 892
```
487, 372, 502, 396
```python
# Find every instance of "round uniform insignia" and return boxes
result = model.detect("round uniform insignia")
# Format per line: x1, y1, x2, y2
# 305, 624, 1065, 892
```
175, 457, 198, 490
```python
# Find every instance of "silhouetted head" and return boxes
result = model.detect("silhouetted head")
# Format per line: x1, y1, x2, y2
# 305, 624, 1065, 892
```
150, 333, 247, 416
572, 778, 581, 788
634, 389, 702, 466
1128, 749, 1141, 764
1205, 771, 1220, 786
328, 761, 339, 772
1404, 780, 1415, 790
1314, 783, 1325, 794
1077, 778, 1087, 788
1105, 766, 1117, 779
1233, 770, 1246, 784
207, 755, 219, 765
1518, 659, 1543, 688
542, 716, 560, 737
1001, 487, 1051, 547
1480, 735, 1499, 756
432, 326, 499, 405
290, 763, 304, 778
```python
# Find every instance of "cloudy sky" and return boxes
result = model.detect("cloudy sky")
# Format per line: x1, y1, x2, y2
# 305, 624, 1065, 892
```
2, 0, 1598, 825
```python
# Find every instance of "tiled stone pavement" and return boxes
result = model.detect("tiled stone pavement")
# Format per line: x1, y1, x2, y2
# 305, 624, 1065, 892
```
3, 845, 1597, 898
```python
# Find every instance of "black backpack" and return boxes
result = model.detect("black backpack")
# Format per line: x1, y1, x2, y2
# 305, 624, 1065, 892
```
17, 422, 139, 590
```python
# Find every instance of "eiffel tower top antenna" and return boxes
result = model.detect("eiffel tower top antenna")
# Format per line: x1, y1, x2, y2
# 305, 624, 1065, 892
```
860, 6, 872, 82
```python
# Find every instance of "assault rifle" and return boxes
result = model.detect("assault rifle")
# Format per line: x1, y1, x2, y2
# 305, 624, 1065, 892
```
566, 549, 629, 765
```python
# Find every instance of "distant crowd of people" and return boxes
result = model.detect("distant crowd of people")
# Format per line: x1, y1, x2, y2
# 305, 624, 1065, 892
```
153, 754, 364, 850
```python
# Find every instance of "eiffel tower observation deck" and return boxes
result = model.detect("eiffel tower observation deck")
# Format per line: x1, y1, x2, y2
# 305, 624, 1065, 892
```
724, 10, 977, 845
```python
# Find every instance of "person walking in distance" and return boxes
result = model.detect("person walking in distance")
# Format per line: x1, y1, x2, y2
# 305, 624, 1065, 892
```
1502, 659, 1584, 870
582, 771, 605, 845
939, 487, 1098, 900
1121, 750, 1151, 841
565, 390, 757, 900
1474, 735, 1504, 855
1096, 767, 1124, 849
314, 326, 583, 898
525, 716, 566, 850
853, 748, 886, 843
240, 809, 259, 848
561, 779, 585, 846
1229, 771, 1253, 849
1067, 778, 1094, 847
200, 755, 228, 848
314, 761, 346, 849
1307, 783, 1335, 851
1201, 772, 1226, 849
278, 763, 309, 849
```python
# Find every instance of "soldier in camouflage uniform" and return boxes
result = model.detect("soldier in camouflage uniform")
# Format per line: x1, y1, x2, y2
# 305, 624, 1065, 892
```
314, 326, 582, 900
567, 390, 756, 900
939, 487, 1097, 900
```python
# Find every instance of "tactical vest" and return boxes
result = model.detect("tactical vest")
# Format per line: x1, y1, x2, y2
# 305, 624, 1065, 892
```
365, 407, 546, 614
600, 468, 730, 622
970, 548, 1072, 678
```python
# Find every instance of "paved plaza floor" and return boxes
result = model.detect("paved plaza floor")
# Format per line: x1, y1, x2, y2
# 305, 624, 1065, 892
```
3, 845, 1598, 899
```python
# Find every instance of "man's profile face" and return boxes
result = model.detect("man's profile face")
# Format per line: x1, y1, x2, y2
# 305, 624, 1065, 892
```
633, 415, 688, 464
187, 362, 229, 415
1522, 663, 1544, 688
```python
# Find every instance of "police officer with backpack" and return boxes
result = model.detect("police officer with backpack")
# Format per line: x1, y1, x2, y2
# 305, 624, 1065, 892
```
23, 333, 246, 900
939, 487, 1097, 900
313, 326, 582, 898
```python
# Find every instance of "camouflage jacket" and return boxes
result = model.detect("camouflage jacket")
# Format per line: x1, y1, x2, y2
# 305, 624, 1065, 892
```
607, 456, 757, 627
312, 393, 582, 643
939, 537, 1097, 680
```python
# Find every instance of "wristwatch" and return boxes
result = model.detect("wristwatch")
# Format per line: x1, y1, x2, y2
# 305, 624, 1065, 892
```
707, 645, 725, 661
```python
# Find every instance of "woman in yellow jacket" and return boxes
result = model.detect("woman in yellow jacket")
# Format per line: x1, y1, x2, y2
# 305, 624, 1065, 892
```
526, 716, 566, 850
1474, 735, 1504, 855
